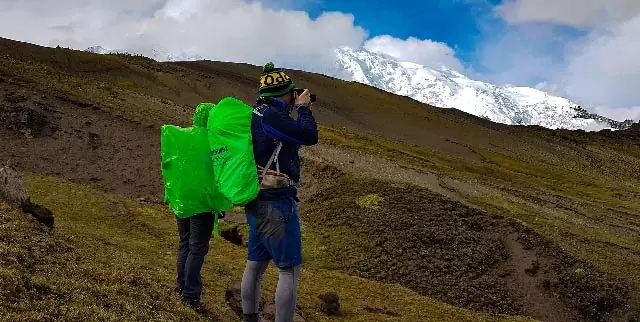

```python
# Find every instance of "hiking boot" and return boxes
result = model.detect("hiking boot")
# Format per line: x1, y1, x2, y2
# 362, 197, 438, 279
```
242, 313, 259, 322
182, 298, 208, 315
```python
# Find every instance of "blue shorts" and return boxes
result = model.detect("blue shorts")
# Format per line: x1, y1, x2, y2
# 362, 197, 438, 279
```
245, 198, 302, 269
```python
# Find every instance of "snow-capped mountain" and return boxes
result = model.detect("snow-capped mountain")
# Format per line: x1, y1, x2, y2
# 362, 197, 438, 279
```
84, 45, 632, 131
85, 46, 204, 62
333, 47, 632, 131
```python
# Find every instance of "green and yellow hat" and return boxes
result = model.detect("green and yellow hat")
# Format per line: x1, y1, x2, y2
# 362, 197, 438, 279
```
258, 62, 295, 97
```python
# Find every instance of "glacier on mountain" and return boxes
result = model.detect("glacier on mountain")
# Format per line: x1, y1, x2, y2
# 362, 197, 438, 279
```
333, 47, 632, 131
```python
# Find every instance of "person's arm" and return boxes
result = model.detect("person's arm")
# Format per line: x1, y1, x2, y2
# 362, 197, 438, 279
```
261, 105, 318, 146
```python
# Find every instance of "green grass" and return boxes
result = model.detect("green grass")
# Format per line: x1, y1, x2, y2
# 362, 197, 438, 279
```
318, 124, 640, 290
0, 174, 538, 322
355, 194, 384, 209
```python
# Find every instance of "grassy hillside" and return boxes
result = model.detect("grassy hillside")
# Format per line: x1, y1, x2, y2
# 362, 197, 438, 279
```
1, 37, 639, 321
1, 174, 539, 322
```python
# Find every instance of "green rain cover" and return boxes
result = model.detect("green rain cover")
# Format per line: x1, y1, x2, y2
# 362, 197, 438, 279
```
207, 97, 260, 206
160, 103, 231, 236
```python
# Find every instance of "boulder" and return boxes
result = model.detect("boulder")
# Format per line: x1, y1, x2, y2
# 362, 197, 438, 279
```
0, 164, 30, 208
0, 164, 54, 228
221, 225, 245, 246
316, 292, 341, 316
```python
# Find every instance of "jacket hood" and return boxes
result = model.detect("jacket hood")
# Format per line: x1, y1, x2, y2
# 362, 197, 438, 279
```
192, 103, 215, 128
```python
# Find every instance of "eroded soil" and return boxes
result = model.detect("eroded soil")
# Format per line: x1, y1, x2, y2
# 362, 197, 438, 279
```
298, 159, 638, 322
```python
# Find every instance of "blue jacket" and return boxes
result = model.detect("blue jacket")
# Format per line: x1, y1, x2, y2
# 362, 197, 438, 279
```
251, 98, 318, 200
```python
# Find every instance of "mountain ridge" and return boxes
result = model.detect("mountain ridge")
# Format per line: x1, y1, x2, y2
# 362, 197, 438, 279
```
85, 44, 634, 131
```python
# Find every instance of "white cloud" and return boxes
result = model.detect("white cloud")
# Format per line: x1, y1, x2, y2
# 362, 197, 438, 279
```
0, 0, 466, 75
0, 0, 368, 72
496, 0, 640, 28
562, 15, 640, 111
472, 25, 566, 87
363, 35, 464, 72
475, 0, 640, 121
592, 106, 640, 122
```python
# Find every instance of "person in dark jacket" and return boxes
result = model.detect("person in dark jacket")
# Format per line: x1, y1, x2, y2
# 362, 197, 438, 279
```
240, 62, 318, 322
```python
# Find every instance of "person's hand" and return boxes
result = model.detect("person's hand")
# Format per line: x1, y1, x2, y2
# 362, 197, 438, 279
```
295, 89, 311, 107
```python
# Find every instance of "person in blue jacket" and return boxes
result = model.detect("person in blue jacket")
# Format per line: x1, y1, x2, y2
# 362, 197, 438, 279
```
240, 62, 318, 322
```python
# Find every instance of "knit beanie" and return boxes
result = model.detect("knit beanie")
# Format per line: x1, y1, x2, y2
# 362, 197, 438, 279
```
258, 62, 296, 97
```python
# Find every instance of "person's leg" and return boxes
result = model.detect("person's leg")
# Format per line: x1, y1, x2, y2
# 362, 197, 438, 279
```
241, 260, 270, 322
182, 212, 214, 303
260, 198, 303, 322
275, 265, 302, 322
176, 216, 191, 295
241, 201, 272, 321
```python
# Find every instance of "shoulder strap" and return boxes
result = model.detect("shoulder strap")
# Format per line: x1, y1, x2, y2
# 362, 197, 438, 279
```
253, 104, 283, 176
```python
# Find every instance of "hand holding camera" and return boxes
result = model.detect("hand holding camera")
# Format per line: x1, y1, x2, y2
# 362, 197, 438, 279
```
294, 88, 316, 107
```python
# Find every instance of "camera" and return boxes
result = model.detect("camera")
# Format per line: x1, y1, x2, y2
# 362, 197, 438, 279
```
294, 88, 316, 103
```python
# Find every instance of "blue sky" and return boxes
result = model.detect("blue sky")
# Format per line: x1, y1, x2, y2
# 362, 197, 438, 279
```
319, 0, 505, 63
265, 0, 506, 69
259, 0, 594, 85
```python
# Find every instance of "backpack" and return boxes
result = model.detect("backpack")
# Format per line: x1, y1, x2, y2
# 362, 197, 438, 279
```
207, 97, 285, 206
160, 102, 229, 236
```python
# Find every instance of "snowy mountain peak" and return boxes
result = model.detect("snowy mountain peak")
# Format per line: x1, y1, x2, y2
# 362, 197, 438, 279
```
332, 47, 631, 131
84, 44, 631, 131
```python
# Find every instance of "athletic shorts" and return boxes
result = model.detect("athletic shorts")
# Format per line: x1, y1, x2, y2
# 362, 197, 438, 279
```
245, 197, 302, 268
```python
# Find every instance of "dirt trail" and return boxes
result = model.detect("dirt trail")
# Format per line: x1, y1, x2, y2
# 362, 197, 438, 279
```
300, 144, 493, 200
503, 233, 579, 322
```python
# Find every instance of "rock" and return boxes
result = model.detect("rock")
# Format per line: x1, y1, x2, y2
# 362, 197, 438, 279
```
21, 202, 54, 228
221, 225, 244, 246
0, 164, 30, 208
316, 292, 340, 316
0, 164, 54, 228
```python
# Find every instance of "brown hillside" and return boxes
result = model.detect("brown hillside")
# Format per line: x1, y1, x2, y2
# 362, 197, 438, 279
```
1, 37, 639, 322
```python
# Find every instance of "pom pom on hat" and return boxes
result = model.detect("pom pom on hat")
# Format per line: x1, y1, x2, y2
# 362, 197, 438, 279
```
263, 62, 276, 73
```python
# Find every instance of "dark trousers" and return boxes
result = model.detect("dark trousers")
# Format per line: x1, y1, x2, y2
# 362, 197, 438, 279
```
176, 212, 214, 301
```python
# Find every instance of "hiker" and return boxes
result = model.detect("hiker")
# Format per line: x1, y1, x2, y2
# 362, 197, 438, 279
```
175, 211, 213, 313
240, 62, 318, 322
164, 103, 222, 314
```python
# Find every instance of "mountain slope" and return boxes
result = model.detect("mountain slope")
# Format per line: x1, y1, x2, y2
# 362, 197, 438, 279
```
333, 47, 632, 131
2, 37, 640, 321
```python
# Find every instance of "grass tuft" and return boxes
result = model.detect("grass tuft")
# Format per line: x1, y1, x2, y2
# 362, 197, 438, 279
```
355, 194, 384, 209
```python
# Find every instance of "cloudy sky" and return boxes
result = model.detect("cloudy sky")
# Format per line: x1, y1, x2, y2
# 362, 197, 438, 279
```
0, 0, 638, 121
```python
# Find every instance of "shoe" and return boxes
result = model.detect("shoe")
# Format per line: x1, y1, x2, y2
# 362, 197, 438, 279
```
242, 313, 259, 322
182, 298, 208, 315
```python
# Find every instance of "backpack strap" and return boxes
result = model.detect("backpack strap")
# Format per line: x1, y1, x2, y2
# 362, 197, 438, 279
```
253, 105, 283, 176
